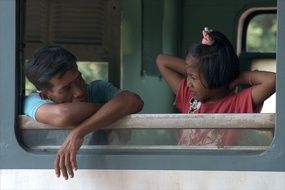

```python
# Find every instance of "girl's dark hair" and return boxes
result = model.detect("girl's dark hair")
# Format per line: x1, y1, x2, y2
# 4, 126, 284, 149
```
25, 46, 77, 90
186, 41, 240, 89
209, 31, 237, 55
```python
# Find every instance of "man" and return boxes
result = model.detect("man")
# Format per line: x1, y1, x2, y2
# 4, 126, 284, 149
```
24, 46, 144, 180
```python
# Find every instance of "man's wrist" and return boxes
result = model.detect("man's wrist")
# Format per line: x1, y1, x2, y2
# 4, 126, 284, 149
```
72, 127, 88, 139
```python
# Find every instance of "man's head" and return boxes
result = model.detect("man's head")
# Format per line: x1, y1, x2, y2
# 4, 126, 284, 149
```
25, 46, 87, 103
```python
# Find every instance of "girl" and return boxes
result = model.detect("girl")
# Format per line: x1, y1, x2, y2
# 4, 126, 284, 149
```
156, 29, 275, 146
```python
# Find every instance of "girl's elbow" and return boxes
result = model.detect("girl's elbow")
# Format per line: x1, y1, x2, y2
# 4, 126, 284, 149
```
269, 73, 276, 93
156, 54, 165, 67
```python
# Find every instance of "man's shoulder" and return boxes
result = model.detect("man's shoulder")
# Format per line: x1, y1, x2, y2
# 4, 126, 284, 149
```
88, 80, 109, 88
88, 80, 120, 91
87, 80, 121, 103
24, 92, 54, 119
25, 92, 42, 102
24, 92, 54, 105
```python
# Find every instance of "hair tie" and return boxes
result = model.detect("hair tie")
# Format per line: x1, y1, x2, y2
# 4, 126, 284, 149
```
203, 27, 213, 33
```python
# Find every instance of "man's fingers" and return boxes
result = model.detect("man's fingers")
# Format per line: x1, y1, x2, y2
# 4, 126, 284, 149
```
54, 132, 84, 179
54, 154, 60, 178
59, 154, 68, 180
70, 152, 78, 171
65, 152, 74, 178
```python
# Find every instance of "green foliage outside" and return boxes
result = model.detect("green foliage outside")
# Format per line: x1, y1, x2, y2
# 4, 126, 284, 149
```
247, 14, 277, 52
77, 61, 108, 84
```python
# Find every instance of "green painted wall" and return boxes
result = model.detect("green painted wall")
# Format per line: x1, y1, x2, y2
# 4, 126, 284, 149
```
122, 0, 175, 113
182, 0, 276, 52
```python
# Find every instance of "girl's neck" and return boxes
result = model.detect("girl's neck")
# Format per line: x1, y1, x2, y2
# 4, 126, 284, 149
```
203, 87, 232, 103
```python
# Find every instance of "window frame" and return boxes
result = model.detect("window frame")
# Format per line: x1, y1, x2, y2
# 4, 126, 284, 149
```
242, 10, 276, 53
237, 7, 277, 55
237, 8, 277, 115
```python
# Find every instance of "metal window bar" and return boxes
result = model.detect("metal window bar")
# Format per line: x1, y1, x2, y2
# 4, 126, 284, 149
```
20, 114, 274, 151
19, 113, 275, 130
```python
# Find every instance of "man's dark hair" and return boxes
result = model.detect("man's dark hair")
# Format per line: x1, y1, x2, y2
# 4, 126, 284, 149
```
25, 46, 77, 90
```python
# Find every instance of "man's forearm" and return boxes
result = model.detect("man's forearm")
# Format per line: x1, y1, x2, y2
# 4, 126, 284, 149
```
57, 102, 102, 126
54, 91, 143, 180
72, 91, 143, 138
36, 102, 102, 127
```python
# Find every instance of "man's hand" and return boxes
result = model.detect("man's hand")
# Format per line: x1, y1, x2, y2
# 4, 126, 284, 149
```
53, 91, 143, 179
54, 129, 84, 180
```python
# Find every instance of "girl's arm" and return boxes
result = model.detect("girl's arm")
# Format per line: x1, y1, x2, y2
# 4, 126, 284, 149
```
230, 71, 276, 107
156, 54, 186, 94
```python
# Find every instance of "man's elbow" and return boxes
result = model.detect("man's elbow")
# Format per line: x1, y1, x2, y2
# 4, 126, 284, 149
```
135, 94, 144, 113
123, 91, 144, 113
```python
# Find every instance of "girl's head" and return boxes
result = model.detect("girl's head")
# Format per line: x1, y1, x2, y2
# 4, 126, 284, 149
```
187, 28, 240, 87
185, 42, 240, 101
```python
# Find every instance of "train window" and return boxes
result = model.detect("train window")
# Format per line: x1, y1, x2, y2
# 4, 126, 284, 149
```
21, 4, 275, 152
246, 14, 277, 52
4, 0, 285, 187
242, 11, 277, 114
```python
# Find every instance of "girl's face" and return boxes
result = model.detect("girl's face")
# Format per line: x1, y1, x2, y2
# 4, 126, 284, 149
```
185, 56, 211, 102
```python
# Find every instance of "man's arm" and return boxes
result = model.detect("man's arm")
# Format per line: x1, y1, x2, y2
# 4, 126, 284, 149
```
156, 54, 186, 94
54, 90, 143, 179
35, 102, 102, 127
230, 71, 276, 107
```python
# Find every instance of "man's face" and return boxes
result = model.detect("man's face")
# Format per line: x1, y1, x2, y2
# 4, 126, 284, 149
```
42, 69, 87, 103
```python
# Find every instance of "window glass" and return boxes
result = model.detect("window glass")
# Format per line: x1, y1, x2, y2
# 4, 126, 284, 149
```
25, 77, 36, 95
245, 13, 276, 113
77, 62, 108, 84
247, 14, 277, 52
22, 127, 273, 150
